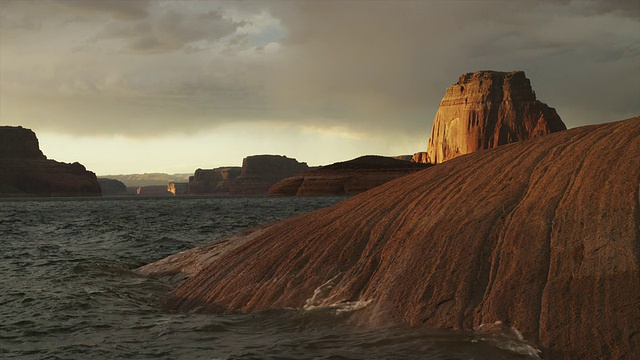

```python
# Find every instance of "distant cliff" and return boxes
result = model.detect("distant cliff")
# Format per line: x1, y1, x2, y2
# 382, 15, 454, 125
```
97, 178, 127, 196
269, 156, 431, 196
417, 71, 566, 164
187, 167, 241, 195
0, 126, 101, 197
231, 155, 309, 195
188, 155, 309, 195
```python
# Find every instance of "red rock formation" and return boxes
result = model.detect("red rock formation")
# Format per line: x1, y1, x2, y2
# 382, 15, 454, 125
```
269, 156, 431, 196
426, 71, 566, 164
411, 152, 429, 163
0, 126, 101, 197
230, 155, 309, 194
187, 167, 241, 194
143, 117, 640, 359
187, 156, 308, 195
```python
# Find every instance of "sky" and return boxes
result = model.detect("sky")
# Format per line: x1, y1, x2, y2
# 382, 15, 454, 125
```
1, 0, 638, 175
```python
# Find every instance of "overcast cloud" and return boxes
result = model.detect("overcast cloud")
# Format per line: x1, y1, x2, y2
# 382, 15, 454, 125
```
1, 0, 638, 141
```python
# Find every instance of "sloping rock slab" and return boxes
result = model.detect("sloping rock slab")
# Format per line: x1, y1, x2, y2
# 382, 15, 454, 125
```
150, 117, 639, 359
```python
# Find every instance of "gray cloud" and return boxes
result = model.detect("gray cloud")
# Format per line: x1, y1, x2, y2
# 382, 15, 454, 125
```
56, 0, 151, 20
0, 0, 638, 142
92, 9, 246, 53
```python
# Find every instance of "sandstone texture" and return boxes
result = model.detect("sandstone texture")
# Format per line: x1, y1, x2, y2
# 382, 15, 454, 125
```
0, 126, 101, 197
97, 178, 127, 196
425, 71, 566, 164
144, 117, 640, 359
269, 156, 431, 196
411, 152, 429, 163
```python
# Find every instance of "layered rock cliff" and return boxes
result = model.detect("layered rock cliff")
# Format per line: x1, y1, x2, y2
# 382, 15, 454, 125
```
141, 117, 640, 359
187, 167, 241, 194
231, 155, 309, 194
423, 71, 566, 164
269, 156, 431, 196
0, 126, 101, 197
189, 156, 309, 195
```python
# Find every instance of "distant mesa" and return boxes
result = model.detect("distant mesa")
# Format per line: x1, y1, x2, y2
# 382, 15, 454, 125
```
0, 126, 101, 197
187, 155, 309, 195
269, 155, 431, 196
97, 178, 127, 196
187, 167, 242, 195
141, 116, 640, 360
415, 70, 566, 164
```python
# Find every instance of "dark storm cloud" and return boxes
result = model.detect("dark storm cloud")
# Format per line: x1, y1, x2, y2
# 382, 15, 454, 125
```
56, 0, 151, 20
0, 0, 638, 139
91, 9, 246, 53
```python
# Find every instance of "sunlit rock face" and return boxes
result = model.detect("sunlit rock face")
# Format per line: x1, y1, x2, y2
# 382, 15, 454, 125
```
269, 156, 431, 196
167, 182, 188, 196
411, 152, 429, 163
145, 117, 639, 360
0, 126, 101, 197
425, 71, 566, 164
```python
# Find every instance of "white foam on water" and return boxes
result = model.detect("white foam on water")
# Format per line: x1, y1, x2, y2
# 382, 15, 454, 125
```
303, 274, 341, 310
303, 274, 372, 314
474, 321, 542, 359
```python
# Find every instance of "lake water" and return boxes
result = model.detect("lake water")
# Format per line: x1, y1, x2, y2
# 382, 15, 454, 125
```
0, 196, 540, 359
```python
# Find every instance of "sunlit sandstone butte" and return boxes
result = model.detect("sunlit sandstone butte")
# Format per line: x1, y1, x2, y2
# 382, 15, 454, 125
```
413, 71, 567, 164
140, 117, 640, 359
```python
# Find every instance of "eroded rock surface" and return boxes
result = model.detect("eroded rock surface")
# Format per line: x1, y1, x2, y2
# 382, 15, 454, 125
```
146, 117, 640, 359
425, 71, 566, 164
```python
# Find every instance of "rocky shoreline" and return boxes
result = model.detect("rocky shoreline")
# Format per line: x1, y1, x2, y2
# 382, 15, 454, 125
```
140, 117, 640, 359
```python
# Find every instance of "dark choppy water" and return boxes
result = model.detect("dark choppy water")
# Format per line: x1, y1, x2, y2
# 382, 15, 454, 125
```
0, 196, 540, 359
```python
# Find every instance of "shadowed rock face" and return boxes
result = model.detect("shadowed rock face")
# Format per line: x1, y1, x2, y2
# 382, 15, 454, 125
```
425, 71, 566, 164
97, 178, 127, 196
0, 126, 46, 160
146, 117, 640, 359
188, 156, 308, 195
269, 156, 431, 196
0, 126, 101, 197
187, 167, 241, 194
231, 155, 309, 194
